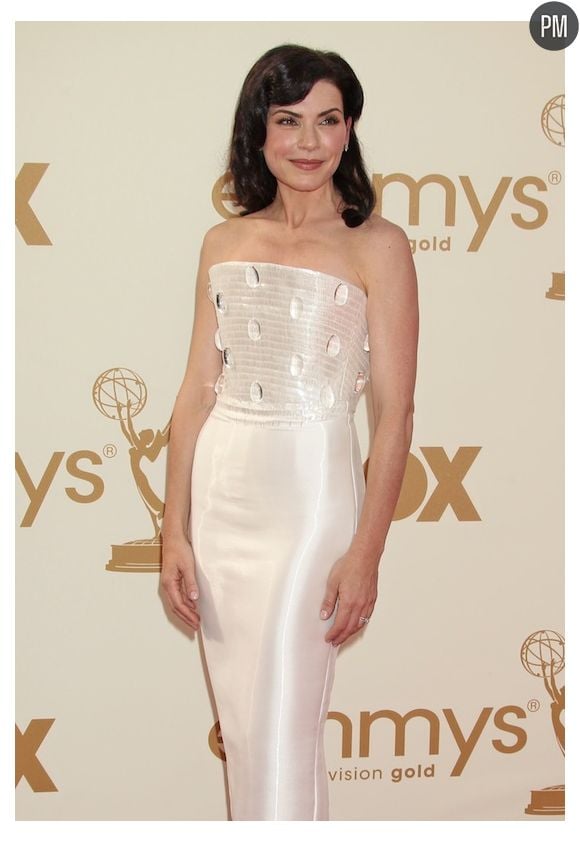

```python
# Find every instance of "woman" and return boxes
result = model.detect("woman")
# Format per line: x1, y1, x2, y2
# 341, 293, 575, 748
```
161, 44, 419, 821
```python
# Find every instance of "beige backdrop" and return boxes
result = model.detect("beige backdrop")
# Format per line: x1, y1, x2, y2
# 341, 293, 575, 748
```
15, 21, 564, 820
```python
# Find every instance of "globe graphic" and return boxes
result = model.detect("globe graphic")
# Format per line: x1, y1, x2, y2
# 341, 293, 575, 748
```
541, 95, 565, 146
93, 367, 147, 420
520, 630, 564, 677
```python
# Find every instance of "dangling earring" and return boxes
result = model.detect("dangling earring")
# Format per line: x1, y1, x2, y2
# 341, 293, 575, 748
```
344, 142, 349, 152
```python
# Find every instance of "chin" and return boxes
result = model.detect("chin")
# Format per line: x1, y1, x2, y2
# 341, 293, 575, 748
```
278, 167, 334, 188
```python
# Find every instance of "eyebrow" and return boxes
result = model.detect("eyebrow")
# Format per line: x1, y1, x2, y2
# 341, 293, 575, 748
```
270, 107, 343, 117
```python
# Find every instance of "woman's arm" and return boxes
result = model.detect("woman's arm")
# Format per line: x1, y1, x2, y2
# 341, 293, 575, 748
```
160, 225, 224, 629
350, 221, 419, 565
321, 220, 419, 645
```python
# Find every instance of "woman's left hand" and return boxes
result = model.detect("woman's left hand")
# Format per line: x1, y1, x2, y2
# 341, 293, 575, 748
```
320, 550, 379, 646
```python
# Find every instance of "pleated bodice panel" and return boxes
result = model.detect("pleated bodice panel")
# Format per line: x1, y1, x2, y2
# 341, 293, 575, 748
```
208, 261, 370, 427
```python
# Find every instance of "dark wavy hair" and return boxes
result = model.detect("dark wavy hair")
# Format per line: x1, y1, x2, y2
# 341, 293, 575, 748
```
227, 44, 376, 228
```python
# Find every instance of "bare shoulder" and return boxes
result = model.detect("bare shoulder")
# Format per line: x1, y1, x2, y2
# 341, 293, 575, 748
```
358, 214, 416, 295
200, 217, 245, 263
363, 214, 411, 257
201, 212, 277, 270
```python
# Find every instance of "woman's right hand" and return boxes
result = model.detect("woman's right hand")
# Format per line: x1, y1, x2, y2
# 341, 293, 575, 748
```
160, 535, 201, 631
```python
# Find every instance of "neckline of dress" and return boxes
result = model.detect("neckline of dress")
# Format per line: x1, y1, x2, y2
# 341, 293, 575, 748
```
208, 260, 368, 301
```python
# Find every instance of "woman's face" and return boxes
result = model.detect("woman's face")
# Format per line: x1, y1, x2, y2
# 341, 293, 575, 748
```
262, 79, 352, 194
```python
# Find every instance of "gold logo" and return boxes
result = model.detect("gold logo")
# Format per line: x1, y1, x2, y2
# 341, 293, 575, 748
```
15, 163, 52, 245
15, 719, 57, 792
93, 368, 170, 572
211, 172, 238, 219
521, 630, 565, 815
540, 97, 564, 303
208, 721, 226, 761
541, 95, 564, 146
372, 173, 549, 252
208, 702, 529, 777
212, 172, 550, 253
16, 451, 104, 527
366, 446, 482, 522
546, 271, 565, 300
327, 705, 527, 777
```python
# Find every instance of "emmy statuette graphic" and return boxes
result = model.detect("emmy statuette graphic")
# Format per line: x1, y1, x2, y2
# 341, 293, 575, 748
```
546, 271, 564, 300
93, 367, 170, 572
520, 630, 565, 815
541, 94, 564, 302
541, 94, 564, 147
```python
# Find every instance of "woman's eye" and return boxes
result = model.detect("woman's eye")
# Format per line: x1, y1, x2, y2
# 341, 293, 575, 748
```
275, 116, 339, 126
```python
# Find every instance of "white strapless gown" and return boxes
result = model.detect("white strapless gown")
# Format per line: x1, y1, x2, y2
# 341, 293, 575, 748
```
189, 261, 370, 820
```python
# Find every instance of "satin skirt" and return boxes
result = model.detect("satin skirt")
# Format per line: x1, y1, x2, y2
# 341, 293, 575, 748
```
189, 407, 366, 820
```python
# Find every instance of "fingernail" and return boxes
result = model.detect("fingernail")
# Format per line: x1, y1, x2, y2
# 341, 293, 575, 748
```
190, 590, 198, 600
320, 610, 328, 618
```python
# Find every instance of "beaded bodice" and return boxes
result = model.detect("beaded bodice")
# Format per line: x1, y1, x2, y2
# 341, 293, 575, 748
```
207, 261, 370, 427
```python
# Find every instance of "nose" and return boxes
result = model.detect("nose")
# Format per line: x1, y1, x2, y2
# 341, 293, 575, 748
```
297, 122, 318, 150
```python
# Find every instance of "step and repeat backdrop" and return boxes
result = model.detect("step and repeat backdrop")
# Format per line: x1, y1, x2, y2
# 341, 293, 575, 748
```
16, 21, 564, 820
